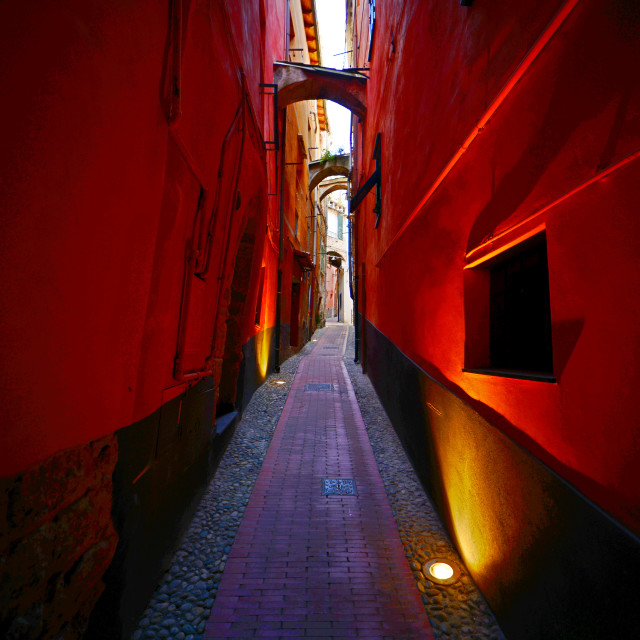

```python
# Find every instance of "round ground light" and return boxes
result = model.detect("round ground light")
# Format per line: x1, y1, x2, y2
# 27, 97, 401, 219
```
423, 558, 461, 585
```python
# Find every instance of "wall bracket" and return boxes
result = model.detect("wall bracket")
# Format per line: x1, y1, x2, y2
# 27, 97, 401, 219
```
350, 133, 381, 227
259, 83, 279, 151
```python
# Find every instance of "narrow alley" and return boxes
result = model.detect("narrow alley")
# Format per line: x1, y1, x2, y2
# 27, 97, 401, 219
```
134, 325, 503, 640
2, 1, 640, 639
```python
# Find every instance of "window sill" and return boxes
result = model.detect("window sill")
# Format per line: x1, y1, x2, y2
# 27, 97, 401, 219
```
462, 367, 556, 383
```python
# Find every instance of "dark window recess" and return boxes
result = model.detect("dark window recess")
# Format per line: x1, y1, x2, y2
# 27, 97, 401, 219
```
368, 0, 376, 61
489, 238, 553, 373
255, 266, 265, 326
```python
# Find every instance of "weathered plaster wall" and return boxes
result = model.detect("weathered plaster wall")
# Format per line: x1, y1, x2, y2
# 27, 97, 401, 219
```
0, 0, 286, 635
351, 0, 640, 635
353, 0, 640, 536
0, 0, 283, 475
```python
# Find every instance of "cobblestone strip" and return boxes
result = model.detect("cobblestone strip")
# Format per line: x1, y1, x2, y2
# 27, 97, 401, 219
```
342, 327, 505, 640
204, 325, 434, 639
132, 333, 325, 640
133, 323, 505, 640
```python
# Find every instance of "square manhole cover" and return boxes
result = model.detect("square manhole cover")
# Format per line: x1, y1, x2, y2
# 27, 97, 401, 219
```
305, 383, 334, 391
322, 478, 357, 496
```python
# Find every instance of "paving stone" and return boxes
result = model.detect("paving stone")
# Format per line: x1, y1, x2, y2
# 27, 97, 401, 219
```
132, 337, 316, 639
343, 327, 505, 640
133, 325, 505, 640
204, 324, 434, 638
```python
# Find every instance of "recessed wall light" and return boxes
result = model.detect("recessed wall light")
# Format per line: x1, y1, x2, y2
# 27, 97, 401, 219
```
275, 380, 286, 385
423, 559, 460, 585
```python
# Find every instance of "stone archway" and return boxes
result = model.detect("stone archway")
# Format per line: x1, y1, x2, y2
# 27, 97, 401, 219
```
274, 62, 367, 120
326, 250, 345, 267
308, 154, 350, 192
319, 181, 348, 203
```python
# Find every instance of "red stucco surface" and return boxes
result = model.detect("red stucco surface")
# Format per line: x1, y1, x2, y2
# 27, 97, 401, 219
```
352, 0, 640, 534
0, 0, 286, 476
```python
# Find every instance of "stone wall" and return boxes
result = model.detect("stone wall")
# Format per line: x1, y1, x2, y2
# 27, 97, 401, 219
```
0, 436, 118, 639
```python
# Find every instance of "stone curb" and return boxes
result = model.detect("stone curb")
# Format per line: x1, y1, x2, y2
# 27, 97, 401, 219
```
342, 327, 505, 640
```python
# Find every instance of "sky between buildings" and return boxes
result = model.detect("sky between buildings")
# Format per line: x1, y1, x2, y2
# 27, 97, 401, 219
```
315, 0, 351, 153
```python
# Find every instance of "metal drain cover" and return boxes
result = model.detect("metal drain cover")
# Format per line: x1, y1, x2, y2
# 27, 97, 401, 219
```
305, 383, 334, 391
322, 478, 357, 496
322, 346, 339, 349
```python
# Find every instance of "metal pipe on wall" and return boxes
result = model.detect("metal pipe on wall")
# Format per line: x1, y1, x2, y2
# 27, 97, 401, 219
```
285, 0, 291, 59
275, 0, 291, 372
174, 75, 247, 382
274, 108, 287, 373
350, 113, 360, 363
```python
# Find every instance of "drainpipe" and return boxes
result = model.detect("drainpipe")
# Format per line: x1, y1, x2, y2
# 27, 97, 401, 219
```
308, 271, 313, 338
313, 202, 318, 267
175, 78, 246, 382
349, 114, 359, 362
323, 198, 328, 324
275, 0, 291, 372
312, 196, 318, 331
285, 0, 290, 59
338, 267, 342, 323
348, 213, 353, 301
353, 224, 359, 363
274, 109, 287, 372
167, 0, 183, 130
347, 214, 353, 326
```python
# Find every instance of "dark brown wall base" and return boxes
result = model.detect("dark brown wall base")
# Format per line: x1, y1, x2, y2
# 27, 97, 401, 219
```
86, 376, 231, 640
86, 328, 274, 639
238, 327, 275, 410
0, 436, 118, 639
363, 317, 640, 640
278, 324, 290, 364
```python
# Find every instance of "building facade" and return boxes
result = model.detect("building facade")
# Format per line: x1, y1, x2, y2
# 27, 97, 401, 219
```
276, 0, 329, 362
324, 192, 353, 324
0, 1, 327, 637
348, 0, 640, 638
3, 0, 640, 638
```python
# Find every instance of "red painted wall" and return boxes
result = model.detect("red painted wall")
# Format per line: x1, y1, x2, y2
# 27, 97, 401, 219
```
0, 0, 286, 477
352, 0, 640, 533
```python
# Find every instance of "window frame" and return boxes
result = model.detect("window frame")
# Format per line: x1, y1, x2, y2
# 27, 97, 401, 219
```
367, 0, 376, 62
463, 230, 556, 383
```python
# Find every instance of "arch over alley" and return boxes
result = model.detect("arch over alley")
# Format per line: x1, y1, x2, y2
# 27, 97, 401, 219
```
319, 180, 349, 202
273, 62, 367, 120
308, 153, 350, 192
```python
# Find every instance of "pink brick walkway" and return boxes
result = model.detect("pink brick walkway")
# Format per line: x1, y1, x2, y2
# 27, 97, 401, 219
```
204, 325, 435, 639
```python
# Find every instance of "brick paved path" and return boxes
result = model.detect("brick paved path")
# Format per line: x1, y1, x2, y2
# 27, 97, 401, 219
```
204, 325, 435, 639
